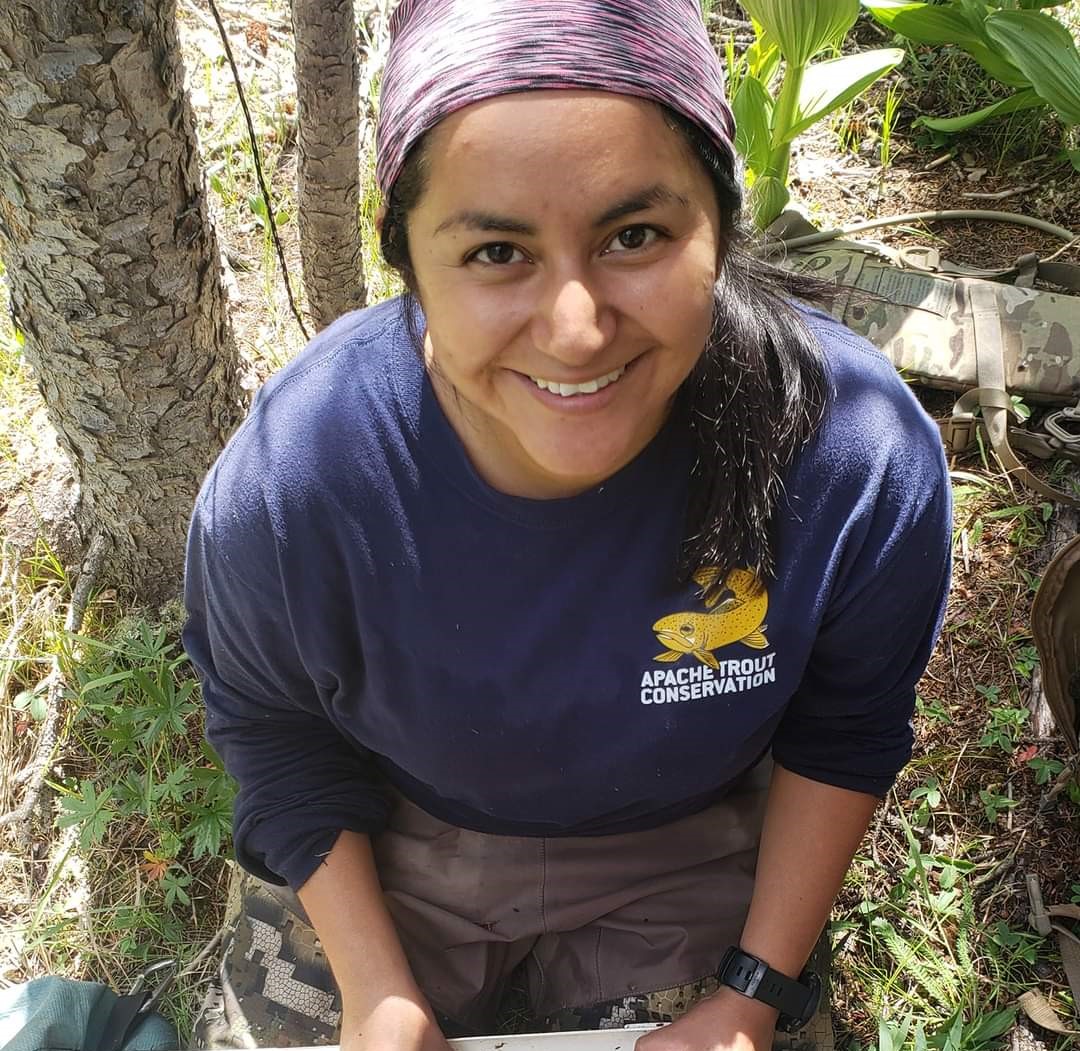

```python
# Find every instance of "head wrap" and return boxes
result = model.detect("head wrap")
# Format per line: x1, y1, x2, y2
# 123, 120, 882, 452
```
375, 0, 736, 199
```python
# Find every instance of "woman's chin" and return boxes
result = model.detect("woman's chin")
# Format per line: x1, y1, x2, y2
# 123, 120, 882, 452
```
520, 442, 641, 496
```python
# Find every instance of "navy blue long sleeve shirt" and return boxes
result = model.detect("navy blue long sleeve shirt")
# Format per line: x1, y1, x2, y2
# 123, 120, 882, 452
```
183, 298, 951, 889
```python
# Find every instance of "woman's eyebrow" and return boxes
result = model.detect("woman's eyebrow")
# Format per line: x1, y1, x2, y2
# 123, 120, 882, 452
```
433, 184, 690, 238
434, 212, 536, 236
593, 184, 689, 228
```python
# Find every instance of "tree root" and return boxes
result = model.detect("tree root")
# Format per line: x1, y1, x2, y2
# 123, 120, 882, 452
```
0, 532, 110, 843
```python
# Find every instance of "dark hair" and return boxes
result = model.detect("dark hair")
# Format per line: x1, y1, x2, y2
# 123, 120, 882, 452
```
380, 104, 830, 591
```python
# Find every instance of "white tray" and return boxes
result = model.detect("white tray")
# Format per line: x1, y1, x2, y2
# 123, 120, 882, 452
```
452, 1026, 662, 1049
278, 1025, 663, 1050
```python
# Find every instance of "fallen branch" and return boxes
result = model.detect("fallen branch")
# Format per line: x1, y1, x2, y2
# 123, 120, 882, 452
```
923, 150, 957, 173
961, 185, 1038, 202
0, 533, 110, 840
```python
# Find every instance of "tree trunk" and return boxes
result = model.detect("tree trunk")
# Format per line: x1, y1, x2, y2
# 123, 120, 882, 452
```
0, 0, 245, 603
292, 0, 366, 329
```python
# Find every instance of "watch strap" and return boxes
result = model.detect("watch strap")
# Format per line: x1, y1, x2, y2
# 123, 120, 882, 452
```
717, 946, 821, 1032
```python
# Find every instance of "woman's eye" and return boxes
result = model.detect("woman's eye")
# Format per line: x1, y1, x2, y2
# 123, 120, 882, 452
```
469, 243, 525, 266
606, 225, 659, 254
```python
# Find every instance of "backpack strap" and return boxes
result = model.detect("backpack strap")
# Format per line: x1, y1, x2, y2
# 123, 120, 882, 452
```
946, 282, 1080, 507
88, 961, 177, 1051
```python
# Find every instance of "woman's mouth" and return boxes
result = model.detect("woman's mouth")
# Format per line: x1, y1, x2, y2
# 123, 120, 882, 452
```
526, 364, 628, 398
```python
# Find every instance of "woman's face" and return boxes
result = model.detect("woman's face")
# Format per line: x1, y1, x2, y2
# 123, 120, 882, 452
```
406, 91, 723, 499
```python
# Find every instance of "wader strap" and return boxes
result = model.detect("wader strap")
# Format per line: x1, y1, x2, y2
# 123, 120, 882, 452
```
1030, 533, 1080, 752
962, 282, 1080, 507
1037, 260, 1080, 293
1023, 874, 1080, 1033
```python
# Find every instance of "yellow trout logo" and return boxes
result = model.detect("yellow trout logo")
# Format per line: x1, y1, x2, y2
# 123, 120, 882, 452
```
652, 567, 768, 670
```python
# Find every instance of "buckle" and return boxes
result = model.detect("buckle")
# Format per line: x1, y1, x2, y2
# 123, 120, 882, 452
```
1043, 403, 1080, 450
128, 958, 177, 1016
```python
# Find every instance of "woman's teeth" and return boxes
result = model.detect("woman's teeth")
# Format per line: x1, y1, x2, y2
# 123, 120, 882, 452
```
529, 365, 627, 397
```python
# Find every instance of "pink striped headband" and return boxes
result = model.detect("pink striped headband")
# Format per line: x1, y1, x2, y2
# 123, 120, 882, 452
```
375, 0, 736, 199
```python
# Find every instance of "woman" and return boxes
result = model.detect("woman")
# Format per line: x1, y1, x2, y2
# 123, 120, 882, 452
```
183, 1, 952, 1049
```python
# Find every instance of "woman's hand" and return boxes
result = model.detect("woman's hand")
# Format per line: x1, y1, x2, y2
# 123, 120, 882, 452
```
339, 994, 454, 1051
634, 987, 778, 1051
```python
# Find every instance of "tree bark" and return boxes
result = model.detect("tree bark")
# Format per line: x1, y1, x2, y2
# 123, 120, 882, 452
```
292, 0, 366, 329
0, 0, 245, 603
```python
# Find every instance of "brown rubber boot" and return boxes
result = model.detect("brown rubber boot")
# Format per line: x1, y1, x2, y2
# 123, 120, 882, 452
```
1031, 533, 1080, 753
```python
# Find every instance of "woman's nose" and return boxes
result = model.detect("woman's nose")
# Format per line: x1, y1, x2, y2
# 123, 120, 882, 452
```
532, 275, 615, 366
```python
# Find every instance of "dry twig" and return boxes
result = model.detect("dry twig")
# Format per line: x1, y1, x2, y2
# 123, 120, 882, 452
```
0, 533, 110, 841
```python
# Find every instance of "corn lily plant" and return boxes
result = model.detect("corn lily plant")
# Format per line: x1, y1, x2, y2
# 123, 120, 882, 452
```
862, 0, 1080, 168
730, 0, 904, 228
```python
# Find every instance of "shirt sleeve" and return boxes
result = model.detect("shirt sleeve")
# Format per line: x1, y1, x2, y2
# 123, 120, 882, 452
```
183, 488, 390, 890
771, 420, 953, 799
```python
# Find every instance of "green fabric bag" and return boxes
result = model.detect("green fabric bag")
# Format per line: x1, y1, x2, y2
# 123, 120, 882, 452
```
0, 976, 179, 1051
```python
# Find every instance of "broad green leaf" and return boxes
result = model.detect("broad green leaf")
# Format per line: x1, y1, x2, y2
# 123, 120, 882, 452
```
733, 75, 774, 177
741, 0, 859, 66
966, 1008, 1017, 1045
965, 41, 1033, 90
958, 0, 991, 33
746, 19, 782, 85
785, 48, 904, 142
1068, 147, 1080, 172
862, 0, 1028, 87
916, 86, 1043, 132
749, 175, 789, 230
57, 780, 116, 849
862, 1, 985, 48
985, 10, 1080, 125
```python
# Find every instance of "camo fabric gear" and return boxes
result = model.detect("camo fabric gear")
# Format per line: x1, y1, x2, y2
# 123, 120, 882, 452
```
190, 870, 342, 1049
782, 247, 1080, 404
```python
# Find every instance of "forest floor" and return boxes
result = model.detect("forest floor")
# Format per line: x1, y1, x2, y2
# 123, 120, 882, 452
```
1, 2, 1079, 1048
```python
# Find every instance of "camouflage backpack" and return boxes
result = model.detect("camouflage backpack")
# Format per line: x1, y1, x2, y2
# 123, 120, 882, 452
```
770, 213, 1080, 508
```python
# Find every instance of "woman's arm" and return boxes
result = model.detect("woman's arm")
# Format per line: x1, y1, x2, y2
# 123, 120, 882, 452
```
297, 830, 453, 1051
739, 761, 878, 979
638, 762, 878, 1051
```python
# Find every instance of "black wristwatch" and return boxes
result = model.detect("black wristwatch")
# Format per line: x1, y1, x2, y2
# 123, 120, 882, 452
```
716, 946, 821, 1033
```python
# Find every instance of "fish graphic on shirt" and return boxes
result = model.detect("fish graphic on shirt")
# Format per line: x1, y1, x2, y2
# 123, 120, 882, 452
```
652, 567, 769, 669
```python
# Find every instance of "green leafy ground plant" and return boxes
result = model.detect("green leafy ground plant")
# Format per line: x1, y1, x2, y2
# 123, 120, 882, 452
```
727, 0, 903, 226
863, 0, 1080, 167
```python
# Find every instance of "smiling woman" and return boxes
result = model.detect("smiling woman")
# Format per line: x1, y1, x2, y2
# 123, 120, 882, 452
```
406, 92, 722, 500
182, 2, 953, 1051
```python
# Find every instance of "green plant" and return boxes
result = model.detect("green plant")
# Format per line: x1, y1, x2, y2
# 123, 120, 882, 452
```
862, 0, 1080, 167
1011, 644, 1038, 679
879, 81, 904, 171
1027, 756, 1063, 785
728, 0, 904, 226
988, 922, 1042, 966
916, 694, 950, 725
978, 786, 1018, 824
978, 696, 1028, 752
65, 618, 236, 871
910, 776, 943, 828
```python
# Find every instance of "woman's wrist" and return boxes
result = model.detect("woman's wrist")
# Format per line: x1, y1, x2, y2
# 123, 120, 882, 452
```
705, 984, 781, 1028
